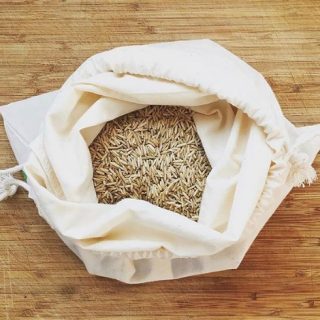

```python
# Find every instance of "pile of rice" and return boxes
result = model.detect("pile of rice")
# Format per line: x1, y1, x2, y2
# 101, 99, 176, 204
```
89, 105, 212, 221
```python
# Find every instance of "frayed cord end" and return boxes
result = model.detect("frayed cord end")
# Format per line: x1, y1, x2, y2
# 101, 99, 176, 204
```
288, 152, 318, 187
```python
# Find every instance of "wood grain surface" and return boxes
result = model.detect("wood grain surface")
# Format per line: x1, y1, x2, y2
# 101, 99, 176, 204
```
0, 1, 319, 319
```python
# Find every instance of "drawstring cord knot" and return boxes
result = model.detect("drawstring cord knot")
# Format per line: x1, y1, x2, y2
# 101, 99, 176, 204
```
0, 164, 29, 201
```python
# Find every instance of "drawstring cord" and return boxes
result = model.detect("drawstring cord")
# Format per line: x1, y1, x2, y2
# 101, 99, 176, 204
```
0, 164, 29, 202
287, 152, 317, 187
285, 130, 320, 187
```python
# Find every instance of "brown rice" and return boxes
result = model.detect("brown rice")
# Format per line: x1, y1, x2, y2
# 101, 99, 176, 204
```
89, 105, 212, 221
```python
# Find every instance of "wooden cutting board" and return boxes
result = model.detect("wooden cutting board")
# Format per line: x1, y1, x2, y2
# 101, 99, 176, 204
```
0, 1, 319, 319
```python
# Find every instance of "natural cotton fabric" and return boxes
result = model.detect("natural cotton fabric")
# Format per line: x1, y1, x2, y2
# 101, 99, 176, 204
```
0, 39, 319, 283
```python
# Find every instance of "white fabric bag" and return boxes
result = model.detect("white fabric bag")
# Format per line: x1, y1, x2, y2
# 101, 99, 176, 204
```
1, 39, 319, 284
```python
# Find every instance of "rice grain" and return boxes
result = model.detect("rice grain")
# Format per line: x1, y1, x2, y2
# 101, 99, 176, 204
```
89, 105, 212, 221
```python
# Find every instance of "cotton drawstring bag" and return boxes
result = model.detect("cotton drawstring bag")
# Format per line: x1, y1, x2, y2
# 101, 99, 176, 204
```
1, 39, 319, 284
